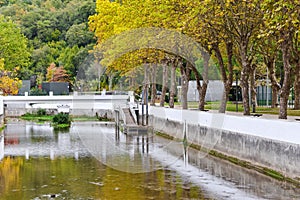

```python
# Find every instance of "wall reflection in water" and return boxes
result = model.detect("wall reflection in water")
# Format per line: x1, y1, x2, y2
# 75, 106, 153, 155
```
154, 136, 300, 200
3, 121, 85, 159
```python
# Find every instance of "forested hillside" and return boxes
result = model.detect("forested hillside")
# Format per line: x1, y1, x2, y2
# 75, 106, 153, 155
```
0, 0, 96, 87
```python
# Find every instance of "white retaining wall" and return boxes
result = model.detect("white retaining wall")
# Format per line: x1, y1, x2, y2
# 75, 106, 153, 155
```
149, 106, 300, 179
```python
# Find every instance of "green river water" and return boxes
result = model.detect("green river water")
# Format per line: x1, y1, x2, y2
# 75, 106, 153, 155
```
0, 120, 299, 200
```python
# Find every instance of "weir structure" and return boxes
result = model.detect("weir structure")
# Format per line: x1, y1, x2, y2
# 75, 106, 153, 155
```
114, 102, 149, 135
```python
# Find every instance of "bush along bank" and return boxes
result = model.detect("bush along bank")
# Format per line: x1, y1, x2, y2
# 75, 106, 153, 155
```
51, 112, 71, 129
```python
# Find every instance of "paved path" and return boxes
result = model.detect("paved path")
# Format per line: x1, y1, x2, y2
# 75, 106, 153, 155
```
224, 111, 300, 122
172, 104, 300, 123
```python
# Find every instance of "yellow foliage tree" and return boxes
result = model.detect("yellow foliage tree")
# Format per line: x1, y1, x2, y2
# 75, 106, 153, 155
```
0, 58, 22, 96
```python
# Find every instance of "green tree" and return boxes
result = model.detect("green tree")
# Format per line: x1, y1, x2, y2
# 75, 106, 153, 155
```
0, 15, 30, 71
65, 23, 95, 47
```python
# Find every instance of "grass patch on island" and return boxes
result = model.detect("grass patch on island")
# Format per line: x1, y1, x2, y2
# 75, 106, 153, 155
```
72, 116, 99, 121
20, 113, 53, 121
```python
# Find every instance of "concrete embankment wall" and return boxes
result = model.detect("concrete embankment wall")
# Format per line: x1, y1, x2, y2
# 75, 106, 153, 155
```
149, 107, 300, 180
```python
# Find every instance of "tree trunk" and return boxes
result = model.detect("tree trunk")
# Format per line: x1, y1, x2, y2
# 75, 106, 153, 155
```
150, 64, 157, 106
240, 42, 251, 115
143, 64, 149, 104
169, 61, 176, 108
160, 63, 169, 107
250, 66, 257, 109
279, 34, 292, 119
198, 50, 210, 110
266, 58, 280, 108
179, 61, 190, 110
220, 84, 232, 113
108, 73, 114, 91
129, 71, 136, 90
241, 70, 250, 115
213, 42, 233, 113
293, 61, 300, 109
190, 66, 202, 109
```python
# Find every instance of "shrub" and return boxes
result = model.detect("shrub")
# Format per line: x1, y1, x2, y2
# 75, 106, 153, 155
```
37, 108, 46, 116
52, 113, 71, 126
30, 87, 47, 96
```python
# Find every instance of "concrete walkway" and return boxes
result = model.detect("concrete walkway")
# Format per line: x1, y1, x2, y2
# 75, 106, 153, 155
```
224, 111, 300, 122
173, 104, 300, 122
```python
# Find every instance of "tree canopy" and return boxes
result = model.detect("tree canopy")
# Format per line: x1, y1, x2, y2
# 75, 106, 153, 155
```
0, 15, 30, 72
0, 0, 96, 84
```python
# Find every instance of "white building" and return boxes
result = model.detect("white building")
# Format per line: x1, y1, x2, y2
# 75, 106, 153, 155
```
177, 80, 224, 102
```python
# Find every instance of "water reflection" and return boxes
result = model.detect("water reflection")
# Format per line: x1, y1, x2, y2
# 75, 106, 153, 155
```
75, 122, 162, 173
1, 120, 299, 200
155, 137, 300, 200
4, 120, 86, 159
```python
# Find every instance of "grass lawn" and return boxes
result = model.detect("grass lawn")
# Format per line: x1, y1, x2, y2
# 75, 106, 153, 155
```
175, 101, 300, 116
72, 116, 99, 121
20, 114, 53, 121
20, 114, 100, 122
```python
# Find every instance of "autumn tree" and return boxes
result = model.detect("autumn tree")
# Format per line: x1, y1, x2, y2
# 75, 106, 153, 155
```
0, 58, 22, 95
262, 0, 300, 119
256, 33, 281, 108
46, 63, 69, 82
90, 0, 213, 110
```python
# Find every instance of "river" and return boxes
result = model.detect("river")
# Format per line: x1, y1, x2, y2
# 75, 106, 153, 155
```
0, 120, 299, 200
